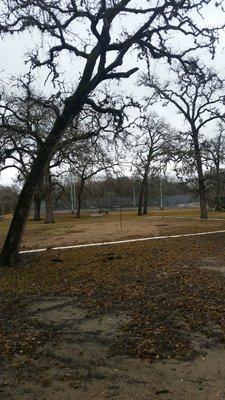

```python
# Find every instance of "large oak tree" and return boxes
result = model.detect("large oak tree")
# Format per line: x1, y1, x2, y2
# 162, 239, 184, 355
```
0, 0, 220, 265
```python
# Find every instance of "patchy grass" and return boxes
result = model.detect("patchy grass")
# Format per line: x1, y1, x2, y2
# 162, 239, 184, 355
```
1, 209, 225, 251
147, 208, 225, 219
1, 233, 225, 363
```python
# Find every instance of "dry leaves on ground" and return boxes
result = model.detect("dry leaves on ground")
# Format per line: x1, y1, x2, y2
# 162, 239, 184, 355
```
1, 233, 225, 363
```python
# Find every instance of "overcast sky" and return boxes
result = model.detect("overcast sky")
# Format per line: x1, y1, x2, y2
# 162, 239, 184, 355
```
0, 1, 225, 185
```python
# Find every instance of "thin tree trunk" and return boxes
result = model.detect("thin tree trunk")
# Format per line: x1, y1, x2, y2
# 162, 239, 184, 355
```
0, 96, 83, 266
138, 155, 151, 216
143, 179, 148, 215
76, 199, 81, 219
76, 180, 84, 219
44, 170, 55, 224
193, 133, 208, 219
33, 192, 42, 221
138, 181, 145, 216
215, 163, 221, 207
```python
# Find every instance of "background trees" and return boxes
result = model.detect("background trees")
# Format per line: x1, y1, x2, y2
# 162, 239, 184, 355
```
0, 0, 222, 264
203, 122, 225, 209
0, 186, 19, 214
131, 112, 174, 215
0, 77, 62, 223
142, 65, 225, 218
68, 139, 117, 218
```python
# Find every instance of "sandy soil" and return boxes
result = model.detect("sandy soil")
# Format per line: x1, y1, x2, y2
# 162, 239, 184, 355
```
20, 215, 225, 250
1, 296, 225, 400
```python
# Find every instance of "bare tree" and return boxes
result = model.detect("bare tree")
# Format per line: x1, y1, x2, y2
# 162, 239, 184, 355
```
0, 81, 131, 222
0, 0, 220, 264
65, 136, 118, 217
0, 78, 59, 222
203, 122, 225, 208
142, 66, 225, 218
131, 112, 174, 215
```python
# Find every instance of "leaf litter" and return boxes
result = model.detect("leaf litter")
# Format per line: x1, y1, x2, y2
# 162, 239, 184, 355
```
1, 233, 225, 364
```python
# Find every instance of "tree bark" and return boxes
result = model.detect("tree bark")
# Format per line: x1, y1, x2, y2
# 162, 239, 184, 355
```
0, 96, 83, 266
44, 170, 55, 224
138, 180, 145, 216
138, 154, 151, 216
215, 162, 221, 207
143, 179, 148, 215
76, 200, 81, 219
76, 180, 84, 219
193, 132, 208, 219
33, 192, 42, 221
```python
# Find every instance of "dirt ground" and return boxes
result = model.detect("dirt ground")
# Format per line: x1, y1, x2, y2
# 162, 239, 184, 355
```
1, 296, 225, 400
2, 215, 225, 399
20, 212, 225, 251
1, 210, 225, 251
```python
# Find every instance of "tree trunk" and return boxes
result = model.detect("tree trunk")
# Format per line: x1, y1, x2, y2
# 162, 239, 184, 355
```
215, 162, 221, 207
76, 180, 84, 219
0, 96, 83, 266
33, 192, 42, 221
193, 133, 208, 219
143, 179, 148, 215
138, 155, 151, 216
44, 170, 55, 224
76, 199, 81, 219
138, 181, 145, 216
